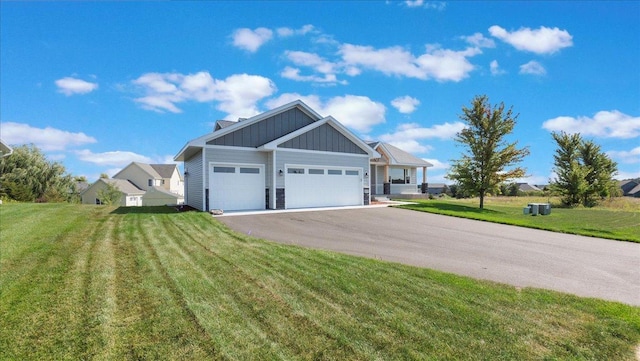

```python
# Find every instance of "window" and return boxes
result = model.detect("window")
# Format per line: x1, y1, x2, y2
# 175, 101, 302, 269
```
214, 166, 235, 173
240, 167, 260, 174
389, 168, 410, 184
327, 169, 342, 175
308, 169, 324, 175
345, 170, 359, 176
288, 168, 304, 174
148, 179, 153, 186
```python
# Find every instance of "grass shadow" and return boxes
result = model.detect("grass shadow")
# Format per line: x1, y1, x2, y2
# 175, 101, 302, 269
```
402, 201, 501, 214
110, 206, 183, 215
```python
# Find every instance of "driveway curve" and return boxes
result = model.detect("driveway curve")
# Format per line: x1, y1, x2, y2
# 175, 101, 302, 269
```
218, 207, 640, 306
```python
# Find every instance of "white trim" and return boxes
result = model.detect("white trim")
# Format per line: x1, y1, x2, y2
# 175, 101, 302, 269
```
203, 144, 264, 152
273, 147, 373, 158
271, 151, 277, 209
201, 148, 206, 211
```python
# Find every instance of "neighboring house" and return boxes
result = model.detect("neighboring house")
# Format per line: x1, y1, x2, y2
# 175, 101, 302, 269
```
113, 162, 184, 196
427, 183, 448, 195
619, 179, 640, 197
175, 100, 382, 212
0, 139, 13, 157
143, 186, 184, 206
81, 178, 145, 206
368, 142, 433, 195
517, 183, 542, 192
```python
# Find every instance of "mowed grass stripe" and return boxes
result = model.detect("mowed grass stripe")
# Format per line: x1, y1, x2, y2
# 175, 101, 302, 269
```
158, 212, 361, 359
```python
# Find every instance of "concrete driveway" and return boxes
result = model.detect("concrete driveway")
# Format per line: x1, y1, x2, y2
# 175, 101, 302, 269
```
218, 207, 640, 306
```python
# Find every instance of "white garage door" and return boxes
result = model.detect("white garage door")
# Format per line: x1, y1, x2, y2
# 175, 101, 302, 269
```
209, 163, 265, 211
285, 166, 362, 209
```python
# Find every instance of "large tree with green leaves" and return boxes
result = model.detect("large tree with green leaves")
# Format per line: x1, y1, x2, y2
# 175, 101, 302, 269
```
447, 95, 530, 209
0, 144, 74, 202
551, 132, 618, 207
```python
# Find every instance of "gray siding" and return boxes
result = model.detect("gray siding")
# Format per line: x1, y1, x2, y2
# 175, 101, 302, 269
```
184, 150, 203, 211
204, 147, 269, 187
279, 123, 367, 154
209, 108, 315, 147
275, 150, 369, 188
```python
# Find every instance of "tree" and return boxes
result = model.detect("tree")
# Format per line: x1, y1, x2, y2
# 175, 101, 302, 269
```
0, 144, 74, 202
446, 95, 530, 209
551, 132, 618, 207
96, 181, 122, 205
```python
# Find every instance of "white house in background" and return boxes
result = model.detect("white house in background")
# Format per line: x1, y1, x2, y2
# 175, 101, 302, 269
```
113, 162, 184, 196
81, 178, 145, 206
368, 142, 433, 195
1, 139, 13, 157
174, 100, 433, 212
80, 162, 184, 206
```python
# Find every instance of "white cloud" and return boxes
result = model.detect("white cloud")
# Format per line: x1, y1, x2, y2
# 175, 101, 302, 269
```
55, 77, 98, 96
542, 110, 640, 139
463, 33, 496, 48
281, 67, 343, 84
616, 170, 640, 180
339, 43, 480, 82
132, 71, 276, 119
232, 27, 273, 52
490, 60, 506, 75
266, 93, 386, 133
607, 147, 640, 164
403, 0, 446, 10
75, 149, 152, 167
391, 96, 420, 114
276, 24, 315, 37
281, 51, 347, 84
377, 121, 465, 154
423, 158, 449, 170
1, 122, 97, 151
489, 25, 573, 54
519, 60, 546, 75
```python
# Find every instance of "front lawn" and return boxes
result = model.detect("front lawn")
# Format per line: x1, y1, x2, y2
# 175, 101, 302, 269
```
396, 197, 640, 243
1, 203, 639, 360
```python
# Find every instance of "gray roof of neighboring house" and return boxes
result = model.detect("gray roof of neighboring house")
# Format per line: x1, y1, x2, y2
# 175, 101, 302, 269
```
368, 142, 433, 167
518, 183, 542, 192
628, 183, 640, 196
428, 183, 447, 188
104, 178, 146, 195
145, 186, 182, 198
150, 164, 180, 179
214, 120, 237, 131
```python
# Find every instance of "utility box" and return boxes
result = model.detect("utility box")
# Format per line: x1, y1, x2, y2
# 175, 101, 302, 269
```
526, 203, 551, 216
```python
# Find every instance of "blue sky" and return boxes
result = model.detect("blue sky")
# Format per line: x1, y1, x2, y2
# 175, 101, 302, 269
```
1, 1, 638, 184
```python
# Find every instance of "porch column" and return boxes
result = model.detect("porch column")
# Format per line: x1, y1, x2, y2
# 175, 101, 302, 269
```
421, 166, 428, 194
383, 165, 390, 195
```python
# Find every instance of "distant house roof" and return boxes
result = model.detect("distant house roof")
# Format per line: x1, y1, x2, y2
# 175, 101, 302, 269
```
518, 183, 542, 192
80, 178, 145, 196
214, 120, 237, 131
146, 186, 181, 198
0, 139, 13, 157
74, 181, 90, 193
619, 179, 640, 196
428, 183, 447, 188
368, 142, 432, 167
150, 164, 180, 179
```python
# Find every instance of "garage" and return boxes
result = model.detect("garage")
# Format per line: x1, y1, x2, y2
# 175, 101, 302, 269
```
285, 165, 362, 209
209, 163, 265, 211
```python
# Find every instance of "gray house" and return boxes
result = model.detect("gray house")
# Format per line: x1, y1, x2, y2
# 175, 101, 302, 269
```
175, 100, 378, 211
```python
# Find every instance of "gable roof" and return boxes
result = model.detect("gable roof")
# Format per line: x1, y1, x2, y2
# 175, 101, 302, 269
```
214, 120, 237, 131
0, 139, 13, 157
518, 183, 542, 192
81, 178, 145, 196
144, 186, 182, 198
175, 100, 360, 161
113, 162, 162, 180
150, 164, 180, 179
369, 142, 432, 167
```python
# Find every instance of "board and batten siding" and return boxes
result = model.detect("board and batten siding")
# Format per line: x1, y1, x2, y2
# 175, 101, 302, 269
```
208, 108, 316, 148
275, 150, 369, 188
184, 150, 204, 211
279, 123, 367, 155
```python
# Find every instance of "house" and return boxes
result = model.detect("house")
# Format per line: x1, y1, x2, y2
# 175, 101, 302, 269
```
80, 178, 145, 206
517, 183, 542, 192
80, 162, 185, 206
619, 179, 640, 197
174, 100, 433, 212
0, 139, 12, 157
427, 183, 448, 195
113, 162, 184, 196
368, 142, 433, 195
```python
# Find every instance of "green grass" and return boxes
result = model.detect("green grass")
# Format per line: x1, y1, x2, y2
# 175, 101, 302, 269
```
1, 203, 639, 360
396, 197, 640, 243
